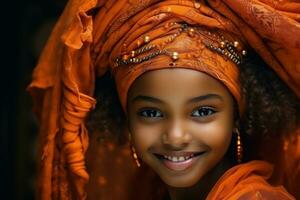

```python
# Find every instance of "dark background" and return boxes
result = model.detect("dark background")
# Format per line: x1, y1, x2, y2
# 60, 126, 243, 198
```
2, 1, 67, 199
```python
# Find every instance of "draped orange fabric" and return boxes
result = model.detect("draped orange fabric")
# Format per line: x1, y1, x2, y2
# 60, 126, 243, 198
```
206, 160, 295, 200
28, 0, 300, 199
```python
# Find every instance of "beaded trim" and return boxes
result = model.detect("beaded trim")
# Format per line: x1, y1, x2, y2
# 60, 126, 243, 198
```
114, 23, 247, 67
200, 30, 246, 65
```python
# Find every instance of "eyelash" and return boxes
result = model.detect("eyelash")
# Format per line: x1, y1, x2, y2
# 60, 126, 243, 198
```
191, 107, 216, 118
137, 107, 216, 119
138, 108, 163, 118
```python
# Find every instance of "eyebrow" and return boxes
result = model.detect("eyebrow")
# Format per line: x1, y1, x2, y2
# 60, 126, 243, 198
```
186, 94, 224, 104
131, 95, 164, 104
131, 94, 223, 104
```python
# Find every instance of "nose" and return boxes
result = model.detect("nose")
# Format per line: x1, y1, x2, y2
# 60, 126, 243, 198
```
162, 119, 191, 150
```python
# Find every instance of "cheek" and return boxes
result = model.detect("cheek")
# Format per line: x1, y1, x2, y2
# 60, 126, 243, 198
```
193, 115, 234, 153
129, 119, 162, 154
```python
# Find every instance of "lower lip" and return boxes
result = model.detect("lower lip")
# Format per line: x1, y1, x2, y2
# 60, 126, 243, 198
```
159, 154, 204, 171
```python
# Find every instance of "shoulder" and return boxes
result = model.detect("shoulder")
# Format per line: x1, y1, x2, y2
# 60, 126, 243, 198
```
230, 185, 295, 200
207, 160, 295, 200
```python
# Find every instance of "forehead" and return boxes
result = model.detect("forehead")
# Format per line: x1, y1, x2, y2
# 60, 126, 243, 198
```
127, 68, 232, 101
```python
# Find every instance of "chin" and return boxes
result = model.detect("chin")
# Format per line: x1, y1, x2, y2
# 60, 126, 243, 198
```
157, 169, 204, 188
165, 180, 197, 188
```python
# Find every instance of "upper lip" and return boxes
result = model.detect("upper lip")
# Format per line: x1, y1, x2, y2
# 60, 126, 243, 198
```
152, 151, 205, 157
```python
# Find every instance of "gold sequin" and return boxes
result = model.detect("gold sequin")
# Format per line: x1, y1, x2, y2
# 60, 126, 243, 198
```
131, 51, 135, 57
188, 28, 195, 37
172, 52, 179, 60
234, 41, 239, 48
242, 50, 247, 56
144, 35, 150, 43
220, 41, 226, 48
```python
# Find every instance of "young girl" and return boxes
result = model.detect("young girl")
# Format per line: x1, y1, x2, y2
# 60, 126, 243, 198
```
28, 0, 300, 199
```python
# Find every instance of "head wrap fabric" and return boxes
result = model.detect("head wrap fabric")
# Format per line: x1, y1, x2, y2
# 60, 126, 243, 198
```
111, 27, 244, 113
28, 0, 300, 199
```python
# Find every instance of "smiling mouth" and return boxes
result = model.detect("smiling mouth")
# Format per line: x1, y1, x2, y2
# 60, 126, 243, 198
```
154, 152, 205, 171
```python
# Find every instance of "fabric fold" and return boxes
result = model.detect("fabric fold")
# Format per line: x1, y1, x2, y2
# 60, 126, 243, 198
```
206, 160, 295, 200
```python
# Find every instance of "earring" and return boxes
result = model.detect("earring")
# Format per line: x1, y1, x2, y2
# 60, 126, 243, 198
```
130, 145, 141, 167
128, 133, 141, 167
234, 128, 243, 163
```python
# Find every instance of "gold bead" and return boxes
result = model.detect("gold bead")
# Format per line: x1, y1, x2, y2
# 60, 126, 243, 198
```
122, 55, 129, 61
194, 2, 201, 9
136, 161, 141, 167
171, 52, 179, 60
188, 28, 195, 37
164, 23, 170, 29
131, 51, 135, 57
136, 40, 141, 47
220, 41, 226, 48
234, 41, 239, 48
144, 35, 150, 43
242, 50, 247, 56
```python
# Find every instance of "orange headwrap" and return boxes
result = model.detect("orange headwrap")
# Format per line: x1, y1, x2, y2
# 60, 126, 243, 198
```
111, 24, 245, 113
28, 0, 300, 199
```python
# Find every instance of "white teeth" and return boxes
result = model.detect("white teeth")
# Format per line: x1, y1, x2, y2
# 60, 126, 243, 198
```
163, 155, 194, 162
178, 156, 185, 161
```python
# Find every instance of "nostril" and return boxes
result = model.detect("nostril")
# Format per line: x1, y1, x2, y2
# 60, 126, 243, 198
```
162, 135, 190, 150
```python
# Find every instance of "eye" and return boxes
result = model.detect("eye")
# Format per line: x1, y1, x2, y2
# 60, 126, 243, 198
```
138, 108, 163, 118
191, 107, 216, 117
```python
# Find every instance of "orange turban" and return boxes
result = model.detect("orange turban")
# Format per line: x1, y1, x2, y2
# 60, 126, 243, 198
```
111, 25, 244, 113
28, 0, 300, 199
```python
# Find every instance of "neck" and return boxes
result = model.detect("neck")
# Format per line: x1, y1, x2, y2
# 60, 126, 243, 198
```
166, 158, 233, 200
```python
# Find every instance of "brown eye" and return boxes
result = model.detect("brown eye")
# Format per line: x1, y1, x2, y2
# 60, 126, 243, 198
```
191, 107, 216, 117
138, 109, 163, 118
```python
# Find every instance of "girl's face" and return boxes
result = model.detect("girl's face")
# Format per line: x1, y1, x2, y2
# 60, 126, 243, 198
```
127, 68, 235, 187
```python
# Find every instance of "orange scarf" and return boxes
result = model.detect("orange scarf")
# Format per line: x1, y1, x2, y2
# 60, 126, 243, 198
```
207, 160, 295, 200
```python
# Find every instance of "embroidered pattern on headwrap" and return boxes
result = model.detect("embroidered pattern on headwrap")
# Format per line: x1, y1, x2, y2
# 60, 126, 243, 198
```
114, 23, 247, 67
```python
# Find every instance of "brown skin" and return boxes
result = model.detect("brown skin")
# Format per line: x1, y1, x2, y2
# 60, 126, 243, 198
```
126, 68, 236, 200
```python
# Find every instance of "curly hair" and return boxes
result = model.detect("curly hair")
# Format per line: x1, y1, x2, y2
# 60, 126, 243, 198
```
237, 50, 299, 162
86, 72, 126, 143
86, 50, 300, 148
239, 50, 299, 137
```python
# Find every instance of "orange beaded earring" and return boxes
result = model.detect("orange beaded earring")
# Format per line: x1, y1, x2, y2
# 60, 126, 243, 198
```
130, 145, 141, 167
234, 128, 243, 163
128, 133, 141, 167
